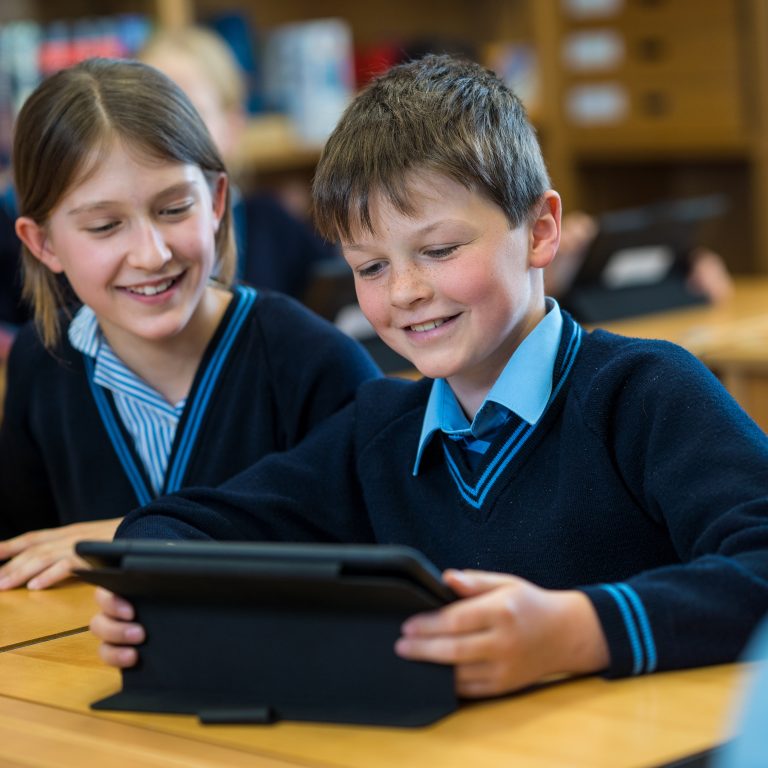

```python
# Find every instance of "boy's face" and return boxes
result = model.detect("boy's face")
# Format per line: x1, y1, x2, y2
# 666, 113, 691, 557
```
341, 172, 560, 408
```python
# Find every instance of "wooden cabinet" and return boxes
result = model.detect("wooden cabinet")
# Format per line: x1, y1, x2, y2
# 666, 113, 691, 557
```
9, 0, 768, 274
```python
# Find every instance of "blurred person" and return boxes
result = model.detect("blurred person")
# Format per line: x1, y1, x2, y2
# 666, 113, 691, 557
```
138, 25, 339, 300
547, 211, 733, 307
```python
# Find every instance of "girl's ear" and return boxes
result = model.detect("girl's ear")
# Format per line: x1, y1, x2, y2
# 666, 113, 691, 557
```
528, 190, 562, 270
210, 173, 228, 233
15, 217, 64, 273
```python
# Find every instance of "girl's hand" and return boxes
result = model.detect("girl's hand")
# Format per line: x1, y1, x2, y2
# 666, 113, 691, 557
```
90, 587, 144, 668
395, 569, 609, 698
0, 518, 122, 590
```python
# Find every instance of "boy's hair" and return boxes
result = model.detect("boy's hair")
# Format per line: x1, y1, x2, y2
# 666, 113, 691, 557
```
138, 26, 245, 113
313, 54, 551, 243
12, 57, 235, 347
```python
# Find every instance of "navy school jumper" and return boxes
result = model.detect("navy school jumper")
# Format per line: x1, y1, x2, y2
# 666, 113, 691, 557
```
119, 311, 768, 679
0, 286, 381, 537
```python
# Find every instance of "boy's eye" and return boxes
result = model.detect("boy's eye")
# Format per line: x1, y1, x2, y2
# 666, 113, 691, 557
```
424, 244, 459, 259
357, 261, 386, 279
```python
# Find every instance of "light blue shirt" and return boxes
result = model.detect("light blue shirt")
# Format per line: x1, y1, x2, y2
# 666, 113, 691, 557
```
69, 306, 185, 494
413, 298, 563, 475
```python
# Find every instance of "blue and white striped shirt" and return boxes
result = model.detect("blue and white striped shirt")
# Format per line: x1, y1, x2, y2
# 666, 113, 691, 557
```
69, 307, 186, 494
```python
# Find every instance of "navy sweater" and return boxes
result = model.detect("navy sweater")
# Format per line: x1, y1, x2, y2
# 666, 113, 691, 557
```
118, 313, 768, 679
0, 287, 380, 537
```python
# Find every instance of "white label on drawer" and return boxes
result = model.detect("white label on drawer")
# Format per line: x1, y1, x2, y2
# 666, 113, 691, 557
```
602, 245, 675, 288
563, 30, 625, 71
566, 83, 629, 124
562, 0, 623, 19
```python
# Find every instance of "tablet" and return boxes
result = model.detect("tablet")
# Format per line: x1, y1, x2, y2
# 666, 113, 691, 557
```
75, 540, 458, 727
76, 539, 455, 605
561, 195, 725, 323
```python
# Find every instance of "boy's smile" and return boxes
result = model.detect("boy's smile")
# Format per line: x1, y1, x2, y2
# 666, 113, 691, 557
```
342, 172, 560, 417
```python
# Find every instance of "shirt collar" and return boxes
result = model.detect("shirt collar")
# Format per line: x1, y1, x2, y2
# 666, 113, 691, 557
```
68, 304, 101, 358
413, 298, 563, 475
68, 305, 184, 413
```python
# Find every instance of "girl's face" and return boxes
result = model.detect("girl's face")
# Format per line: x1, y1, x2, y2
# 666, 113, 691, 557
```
19, 139, 227, 355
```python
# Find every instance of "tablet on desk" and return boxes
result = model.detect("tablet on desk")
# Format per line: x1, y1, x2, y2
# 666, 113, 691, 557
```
75, 540, 458, 727
561, 195, 726, 323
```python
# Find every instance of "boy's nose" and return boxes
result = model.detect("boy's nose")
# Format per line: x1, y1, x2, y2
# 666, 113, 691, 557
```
389, 265, 432, 307
127, 222, 172, 270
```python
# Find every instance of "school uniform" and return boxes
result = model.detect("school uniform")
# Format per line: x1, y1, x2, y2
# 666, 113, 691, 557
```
0, 285, 380, 538
117, 305, 768, 680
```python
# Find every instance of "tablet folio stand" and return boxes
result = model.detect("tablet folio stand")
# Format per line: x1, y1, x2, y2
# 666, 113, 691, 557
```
78, 549, 458, 727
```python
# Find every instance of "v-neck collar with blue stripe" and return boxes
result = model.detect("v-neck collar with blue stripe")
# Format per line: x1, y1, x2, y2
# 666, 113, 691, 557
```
70, 285, 258, 505
413, 298, 563, 475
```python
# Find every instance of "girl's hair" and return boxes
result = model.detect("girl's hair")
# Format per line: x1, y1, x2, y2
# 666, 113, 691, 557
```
12, 57, 235, 347
313, 53, 551, 243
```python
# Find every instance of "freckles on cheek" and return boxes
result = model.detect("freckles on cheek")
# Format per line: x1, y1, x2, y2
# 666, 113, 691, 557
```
355, 289, 386, 330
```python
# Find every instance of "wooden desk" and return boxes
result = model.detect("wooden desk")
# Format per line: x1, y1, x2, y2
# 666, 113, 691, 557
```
0, 696, 304, 768
0, 581, 95, 651
0, 629, 748, 768
595, 277, 768, 431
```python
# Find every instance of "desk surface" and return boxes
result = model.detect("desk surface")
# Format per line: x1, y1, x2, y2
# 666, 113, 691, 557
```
595, 277, 768, 358
0, 628, 748, 768
0, 581, 95, 651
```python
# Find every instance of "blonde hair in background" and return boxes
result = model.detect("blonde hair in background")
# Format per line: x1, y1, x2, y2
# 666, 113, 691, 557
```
139, 26, 245, 114
138, 26, 248, 176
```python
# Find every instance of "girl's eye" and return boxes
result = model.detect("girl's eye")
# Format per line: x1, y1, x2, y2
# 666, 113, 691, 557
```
86, 221, 120, 235
161, 200, 194, 217
424, 244, 459, 259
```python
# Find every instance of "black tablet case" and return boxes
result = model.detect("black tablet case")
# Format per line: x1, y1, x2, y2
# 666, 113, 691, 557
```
75, 541, 458, 727
561, 196, 725, 323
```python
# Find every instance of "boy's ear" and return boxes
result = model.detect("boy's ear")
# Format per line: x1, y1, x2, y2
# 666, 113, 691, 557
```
211, 173, 228, 233
15, 217, 64, 273
528, 190, 562, 269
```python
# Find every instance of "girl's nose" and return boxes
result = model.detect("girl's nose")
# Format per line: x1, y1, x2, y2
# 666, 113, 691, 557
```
127, 222, 172, 270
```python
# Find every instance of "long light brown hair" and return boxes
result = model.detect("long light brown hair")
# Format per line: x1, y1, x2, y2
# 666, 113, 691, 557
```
13, 57, 235, 347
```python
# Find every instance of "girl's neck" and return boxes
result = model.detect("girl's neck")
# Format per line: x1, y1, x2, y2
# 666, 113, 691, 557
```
99, 285, 232, 405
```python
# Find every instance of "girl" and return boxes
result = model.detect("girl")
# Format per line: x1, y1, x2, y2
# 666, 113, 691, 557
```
0, 58, 379, 590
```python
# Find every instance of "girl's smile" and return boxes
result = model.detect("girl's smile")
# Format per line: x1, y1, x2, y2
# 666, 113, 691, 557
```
119, 271, 186, 301
20, 138, 228, 367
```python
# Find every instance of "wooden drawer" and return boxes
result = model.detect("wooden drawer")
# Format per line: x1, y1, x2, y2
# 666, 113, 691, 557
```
564, 71, 745, 133
561, 0, 738, 31
561, 25, 741, 77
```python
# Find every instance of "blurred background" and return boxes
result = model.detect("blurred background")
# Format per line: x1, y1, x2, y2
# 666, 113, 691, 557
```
2, 0, 767, 276
3, 0, 768, 424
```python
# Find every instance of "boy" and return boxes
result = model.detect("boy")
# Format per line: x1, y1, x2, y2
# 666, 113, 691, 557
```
92, 55, 768, 698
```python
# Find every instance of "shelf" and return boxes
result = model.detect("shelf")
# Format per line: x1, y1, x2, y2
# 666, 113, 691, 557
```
568, 130, 751, 161
236, 114, 323, 174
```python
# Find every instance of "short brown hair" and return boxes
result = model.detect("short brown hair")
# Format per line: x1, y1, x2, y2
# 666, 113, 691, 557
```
313, 54, 550, 243
13, 57, 235, 347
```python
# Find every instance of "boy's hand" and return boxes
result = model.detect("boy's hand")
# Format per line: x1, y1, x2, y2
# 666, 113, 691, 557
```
0, 518, 122, 590
90, 587, 144, 668
395, 569, 609, 698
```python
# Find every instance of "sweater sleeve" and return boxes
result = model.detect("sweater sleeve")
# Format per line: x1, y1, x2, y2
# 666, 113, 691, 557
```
117, 399, 377, 545
256, 293, 381, 448
579, 342, 768, 678
0, 326, 58, 538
